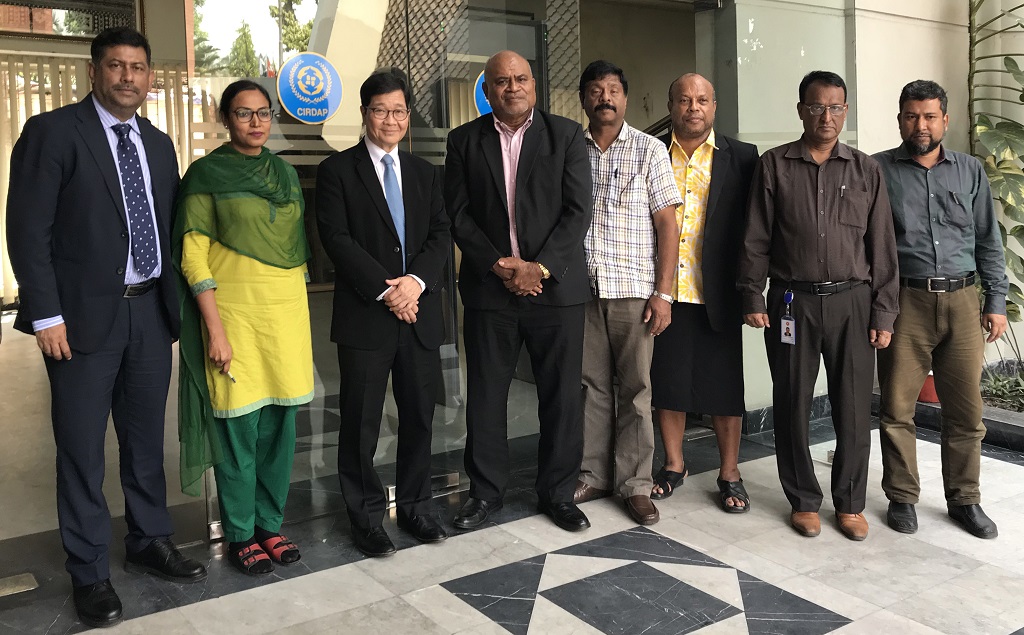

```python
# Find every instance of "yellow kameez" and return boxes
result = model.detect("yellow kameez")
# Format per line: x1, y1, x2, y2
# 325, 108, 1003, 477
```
179, 193, 313, 418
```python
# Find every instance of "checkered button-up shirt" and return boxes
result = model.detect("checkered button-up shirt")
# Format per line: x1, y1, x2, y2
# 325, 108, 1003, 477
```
584, 121, 682, 299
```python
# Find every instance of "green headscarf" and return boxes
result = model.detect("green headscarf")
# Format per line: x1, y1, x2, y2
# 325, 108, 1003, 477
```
173, 144, 311, 496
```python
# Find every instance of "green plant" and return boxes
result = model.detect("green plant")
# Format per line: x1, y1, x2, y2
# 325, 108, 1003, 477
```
982, 324, 1024, 411
969, 0, 1024, 321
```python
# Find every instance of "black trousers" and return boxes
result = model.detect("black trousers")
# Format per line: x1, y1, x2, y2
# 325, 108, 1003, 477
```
336, 323, 438, 530
764, 282, 874, 514
463, 300, 585, 505
44, 290, 174, 587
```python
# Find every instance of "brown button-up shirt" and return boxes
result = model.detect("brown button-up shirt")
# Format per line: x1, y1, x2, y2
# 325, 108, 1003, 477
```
737, 138, 899, 332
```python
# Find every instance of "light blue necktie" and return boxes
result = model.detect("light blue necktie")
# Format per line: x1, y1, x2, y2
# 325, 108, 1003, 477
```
113, 123, 157, 278
381, 154, 406, 272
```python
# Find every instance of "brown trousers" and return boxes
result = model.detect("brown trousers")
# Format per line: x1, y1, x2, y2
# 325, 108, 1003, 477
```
580, 298, 656, 498
877, 286, 986, 505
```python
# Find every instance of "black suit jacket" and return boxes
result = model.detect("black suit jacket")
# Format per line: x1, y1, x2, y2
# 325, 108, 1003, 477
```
315, 140, 451, 350
7, 94, 181, 353
660, 132, 759, 330
445, 110, 593, 309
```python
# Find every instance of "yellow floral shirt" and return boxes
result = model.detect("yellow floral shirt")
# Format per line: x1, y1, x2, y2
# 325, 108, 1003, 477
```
670, 130, 717, 304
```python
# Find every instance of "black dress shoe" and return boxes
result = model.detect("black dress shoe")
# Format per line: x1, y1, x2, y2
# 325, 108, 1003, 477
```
886, 502, 918, 534
454, 497, 503, 530
538, 501, 591, 532
125, 538, 207, 583
73, 579, 122, 628
397, 513, 448, 543
948, 504, 998, 539
353, 526, 397, 557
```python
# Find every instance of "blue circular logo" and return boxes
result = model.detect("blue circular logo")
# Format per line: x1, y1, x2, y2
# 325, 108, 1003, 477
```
474, 71, 491, 116
277, 53, 342, 125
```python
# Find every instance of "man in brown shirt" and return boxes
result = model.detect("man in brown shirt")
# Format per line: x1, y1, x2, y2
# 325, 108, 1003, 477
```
738, 70, 899, 541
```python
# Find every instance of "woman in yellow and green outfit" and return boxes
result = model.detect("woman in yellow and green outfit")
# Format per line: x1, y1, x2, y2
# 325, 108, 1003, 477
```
174, 80, 313, 575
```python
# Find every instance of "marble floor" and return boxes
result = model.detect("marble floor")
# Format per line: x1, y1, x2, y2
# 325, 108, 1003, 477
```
4, 305, 1024, 634
0, 421, 1021, 634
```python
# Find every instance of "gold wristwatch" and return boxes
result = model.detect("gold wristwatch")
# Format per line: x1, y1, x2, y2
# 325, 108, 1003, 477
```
536, 262, 551, 279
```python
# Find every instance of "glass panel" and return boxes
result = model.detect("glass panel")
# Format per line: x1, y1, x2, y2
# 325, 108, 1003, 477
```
0, 1, 137, 38
183, 0, 571, 535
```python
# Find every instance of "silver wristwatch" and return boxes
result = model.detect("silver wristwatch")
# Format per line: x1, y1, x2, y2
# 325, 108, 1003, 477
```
652, 292, 674, 304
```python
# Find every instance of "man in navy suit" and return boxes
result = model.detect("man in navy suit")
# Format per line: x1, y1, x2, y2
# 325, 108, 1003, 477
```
316, 70, 452, 557
7, 27, 205, 628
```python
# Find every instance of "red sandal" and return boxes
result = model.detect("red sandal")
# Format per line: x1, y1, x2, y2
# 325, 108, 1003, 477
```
229, 543, 274, 575
259, 534, 301, 565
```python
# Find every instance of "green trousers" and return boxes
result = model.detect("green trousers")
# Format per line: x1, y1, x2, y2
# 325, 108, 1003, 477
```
212, 405, 297, 542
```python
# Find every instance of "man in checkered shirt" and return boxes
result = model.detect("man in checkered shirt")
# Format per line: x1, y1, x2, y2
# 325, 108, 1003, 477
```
572, 60, 682, 526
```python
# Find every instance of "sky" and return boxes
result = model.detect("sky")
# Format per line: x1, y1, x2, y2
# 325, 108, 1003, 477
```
199, 0, 318, 63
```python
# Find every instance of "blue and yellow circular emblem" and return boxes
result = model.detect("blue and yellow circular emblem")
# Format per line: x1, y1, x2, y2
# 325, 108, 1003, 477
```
277, 52, 342, 125
474, 70, 492, 116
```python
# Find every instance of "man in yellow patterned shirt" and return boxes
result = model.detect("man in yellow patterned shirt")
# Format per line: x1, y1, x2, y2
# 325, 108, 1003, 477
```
650, 74, 760, 513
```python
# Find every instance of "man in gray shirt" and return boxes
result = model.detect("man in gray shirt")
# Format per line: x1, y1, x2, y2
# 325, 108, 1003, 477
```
874, 80, 1008, 539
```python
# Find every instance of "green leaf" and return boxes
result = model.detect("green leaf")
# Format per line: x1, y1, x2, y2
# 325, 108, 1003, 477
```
1008, 301, 1022, 323
978, 119, 1024, 158
985, 158, 1024, 212
1005, 56, 1024, 87
1010, 283, 1024, 307
1009, 250, 1024, 277
1010, 224, 1024, 245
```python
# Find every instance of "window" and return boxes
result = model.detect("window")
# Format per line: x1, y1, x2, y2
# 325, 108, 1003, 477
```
0, 1, 137, 39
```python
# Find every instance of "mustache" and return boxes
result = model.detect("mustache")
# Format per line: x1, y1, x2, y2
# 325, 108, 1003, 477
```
595, 103, 616, 112
115, 84, 139, 93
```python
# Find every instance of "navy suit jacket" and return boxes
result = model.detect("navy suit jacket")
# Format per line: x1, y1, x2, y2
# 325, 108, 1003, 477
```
7, 94, 181, 352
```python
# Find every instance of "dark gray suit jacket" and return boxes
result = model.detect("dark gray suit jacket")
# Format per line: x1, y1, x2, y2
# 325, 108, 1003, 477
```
445, 110, 593, 309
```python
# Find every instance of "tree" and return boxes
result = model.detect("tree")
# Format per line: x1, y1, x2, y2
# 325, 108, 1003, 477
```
53, 10, 91, 36
191, 0, 223, 74
269, 0, 314, 53
226, 21, 259, 78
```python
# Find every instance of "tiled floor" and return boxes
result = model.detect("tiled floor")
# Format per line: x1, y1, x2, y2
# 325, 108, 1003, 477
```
5, 307, 1024, 634
1, 426, 1020, 634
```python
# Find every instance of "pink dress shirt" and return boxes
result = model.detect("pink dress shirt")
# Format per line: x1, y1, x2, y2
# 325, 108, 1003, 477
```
493, 110, 534, 258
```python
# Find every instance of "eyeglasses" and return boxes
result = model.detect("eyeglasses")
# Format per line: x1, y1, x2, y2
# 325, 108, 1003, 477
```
233, 107, 274, 122
367, 107, 411, 121
802, 103, 846, 117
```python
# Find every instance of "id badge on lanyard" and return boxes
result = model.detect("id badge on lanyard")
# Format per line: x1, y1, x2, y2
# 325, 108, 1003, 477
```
781, 290, 796, 345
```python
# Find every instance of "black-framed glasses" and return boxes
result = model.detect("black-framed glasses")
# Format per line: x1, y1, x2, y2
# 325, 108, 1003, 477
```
233, 107, 274, 122
367, 107, 410, 121
802, 103, 846, 117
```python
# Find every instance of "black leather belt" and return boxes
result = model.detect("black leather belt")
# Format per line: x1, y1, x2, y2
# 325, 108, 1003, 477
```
784, 280, 865, 296
123, 279, 156, 298
900, 273, 976, 293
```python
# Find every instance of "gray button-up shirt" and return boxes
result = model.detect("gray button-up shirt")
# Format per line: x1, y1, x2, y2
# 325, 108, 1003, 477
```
873, 144, 1008, 315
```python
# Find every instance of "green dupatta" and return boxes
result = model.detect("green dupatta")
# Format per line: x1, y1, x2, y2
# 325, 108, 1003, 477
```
173, 144, 311, 496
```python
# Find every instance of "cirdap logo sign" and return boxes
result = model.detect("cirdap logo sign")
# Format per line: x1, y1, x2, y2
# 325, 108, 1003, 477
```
277, 53, 342, 124
474, 70, 491, 116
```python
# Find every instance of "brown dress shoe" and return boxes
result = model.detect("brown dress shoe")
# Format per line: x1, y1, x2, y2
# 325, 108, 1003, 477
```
836, 512, 869, 541
625, 495, 660, 525
573, 479, 611, 504
790, 511, 821, 537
